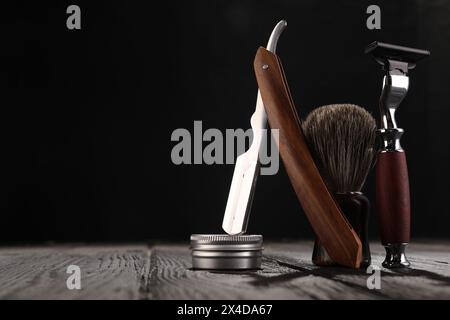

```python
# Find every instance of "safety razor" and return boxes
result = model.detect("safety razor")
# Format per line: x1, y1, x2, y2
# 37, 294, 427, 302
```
365, 41, 430, 268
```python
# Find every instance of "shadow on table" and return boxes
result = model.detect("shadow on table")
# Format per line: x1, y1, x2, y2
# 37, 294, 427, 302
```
245, 256, 450, 289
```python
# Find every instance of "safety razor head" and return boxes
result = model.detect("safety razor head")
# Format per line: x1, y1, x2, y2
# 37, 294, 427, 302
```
365, 41, 430, 74
366, 41, 430, 135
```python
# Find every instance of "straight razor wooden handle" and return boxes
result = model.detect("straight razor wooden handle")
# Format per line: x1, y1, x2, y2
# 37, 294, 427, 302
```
253, 47, 362, 268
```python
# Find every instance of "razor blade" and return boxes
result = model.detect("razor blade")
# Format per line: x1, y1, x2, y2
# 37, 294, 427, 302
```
222, 20, 287, 235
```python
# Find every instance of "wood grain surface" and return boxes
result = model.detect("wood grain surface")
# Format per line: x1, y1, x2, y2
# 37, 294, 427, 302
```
0, 244, 151, 299
0, 241, 449, 299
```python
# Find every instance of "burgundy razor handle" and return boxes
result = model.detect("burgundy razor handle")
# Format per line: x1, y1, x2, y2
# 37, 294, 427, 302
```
376, 151, 410, 243
376, 151, 411, 267
366, 41, 429, 268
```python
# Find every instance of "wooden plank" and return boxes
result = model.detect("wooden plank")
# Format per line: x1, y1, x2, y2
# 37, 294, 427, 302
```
149, 243, 380, 299
0, 244, 151, 300
0, 241, 449, 299
149, 244, 308, 299
150, 241, 450, 300
150, 245, 379, 300
268, 241, 450, 300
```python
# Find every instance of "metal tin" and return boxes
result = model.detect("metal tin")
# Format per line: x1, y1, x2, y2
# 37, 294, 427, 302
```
190, 234, 263, 270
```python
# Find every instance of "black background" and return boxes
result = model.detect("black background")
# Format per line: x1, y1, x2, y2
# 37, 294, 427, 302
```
1, 0, 449, 243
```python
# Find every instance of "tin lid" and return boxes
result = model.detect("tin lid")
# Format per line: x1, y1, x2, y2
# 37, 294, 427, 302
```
190, 234, 263, 270
190, 234, 263, 251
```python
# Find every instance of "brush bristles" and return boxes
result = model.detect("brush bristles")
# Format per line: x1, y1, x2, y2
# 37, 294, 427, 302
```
302, 104, 377, 193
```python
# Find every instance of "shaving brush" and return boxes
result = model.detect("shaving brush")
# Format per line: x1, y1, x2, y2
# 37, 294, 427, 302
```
302, 104, 377, 268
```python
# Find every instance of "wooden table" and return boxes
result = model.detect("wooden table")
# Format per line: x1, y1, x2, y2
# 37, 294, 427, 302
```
0, 241, 449, 299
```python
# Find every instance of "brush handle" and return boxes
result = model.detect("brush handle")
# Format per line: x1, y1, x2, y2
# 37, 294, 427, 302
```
312, 193, 371, 268
376, 151, 411, 244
